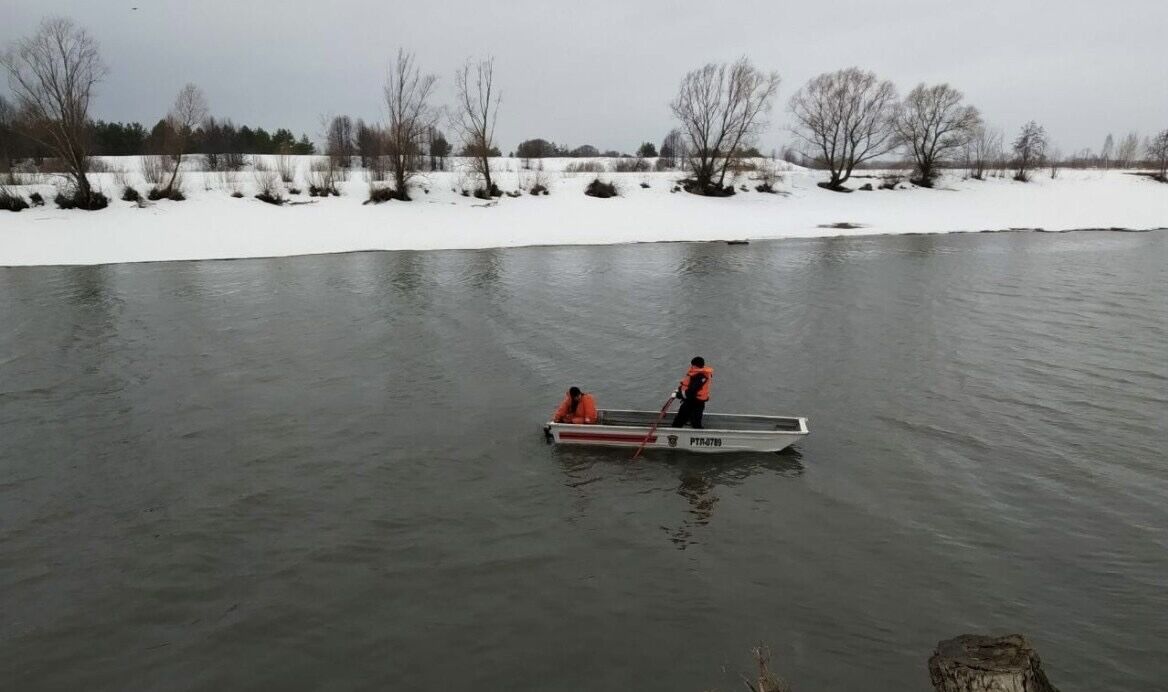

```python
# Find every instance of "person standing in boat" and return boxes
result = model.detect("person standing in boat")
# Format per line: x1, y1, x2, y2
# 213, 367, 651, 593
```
552, 386, 599, 424
671, 357, 713, 429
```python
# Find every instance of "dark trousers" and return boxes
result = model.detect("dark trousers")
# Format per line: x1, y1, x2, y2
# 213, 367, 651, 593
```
671, 399, 705, 429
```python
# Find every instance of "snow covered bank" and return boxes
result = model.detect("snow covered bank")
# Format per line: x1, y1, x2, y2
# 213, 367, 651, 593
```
1, 158, 1165, 266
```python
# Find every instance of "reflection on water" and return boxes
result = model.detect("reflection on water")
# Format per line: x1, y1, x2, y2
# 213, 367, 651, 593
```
555, 444, 806, 549
464, 247, 504, 290
386, 249, 429, 296
665, 472, 719, 549
676, 241, 757, 276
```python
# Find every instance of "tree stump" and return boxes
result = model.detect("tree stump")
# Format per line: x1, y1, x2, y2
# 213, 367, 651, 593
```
928, 634, 1059, 692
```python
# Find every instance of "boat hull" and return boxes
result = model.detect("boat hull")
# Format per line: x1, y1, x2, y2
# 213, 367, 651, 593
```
547, 409, 809, 454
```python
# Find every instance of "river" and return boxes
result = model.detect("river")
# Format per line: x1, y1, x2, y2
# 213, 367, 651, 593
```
2, 231, 1165, 691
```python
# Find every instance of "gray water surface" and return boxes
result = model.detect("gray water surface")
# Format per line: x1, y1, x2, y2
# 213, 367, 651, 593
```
2, 232, 1166, 691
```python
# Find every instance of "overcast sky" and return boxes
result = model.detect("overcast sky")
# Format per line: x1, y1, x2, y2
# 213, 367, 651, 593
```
4, 0, 1166, 154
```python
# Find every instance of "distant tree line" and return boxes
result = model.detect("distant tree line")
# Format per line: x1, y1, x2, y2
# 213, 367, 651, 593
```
3, 15, 1166, 212
324, 115, 454, 171
512, 139, 649, 159
3, 110, 314, 167
508, 137, 761, 164
2, 117, 315, 159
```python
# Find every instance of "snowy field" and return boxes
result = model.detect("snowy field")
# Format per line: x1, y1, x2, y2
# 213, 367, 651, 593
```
1, 156, 1165, 267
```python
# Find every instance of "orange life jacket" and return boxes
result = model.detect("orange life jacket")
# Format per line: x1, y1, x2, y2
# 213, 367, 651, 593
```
679, 366, 713, 401
553, 392, 598, 424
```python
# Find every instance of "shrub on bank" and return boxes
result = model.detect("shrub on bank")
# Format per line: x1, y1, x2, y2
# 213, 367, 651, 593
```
29, 191, 45, 207
566, 160, 606, 173
55, 190, 109, 210
754, 162, 783, 193
584, 178, 618, 198
613, 158, 650, 173
147, 186, 185, 201
255, 190, 286, 206
253, 169, 285, 205
308, 184, 340, 197
472, 183, 502, 200
121, 186, 142, 202
681, 179, 735, 196
366, 184, 408, 204
0, 187, 29, 212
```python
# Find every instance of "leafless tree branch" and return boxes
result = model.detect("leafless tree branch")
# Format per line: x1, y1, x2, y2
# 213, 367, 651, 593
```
1, 16, 106, 207
162, 83, 208, 194
452, 56, 500, 196
1012, 121, 1047, 181
788, 67, 898, 190
670, 58, 780, 194
383, 49, 438, 200
894, 83, 981, 186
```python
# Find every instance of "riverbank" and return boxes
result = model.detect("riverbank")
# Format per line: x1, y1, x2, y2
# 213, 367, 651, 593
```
1, 158, 1165, 266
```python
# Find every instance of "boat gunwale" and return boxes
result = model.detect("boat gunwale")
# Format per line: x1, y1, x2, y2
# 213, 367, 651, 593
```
549, 424, 809, 438
547, 416, 809, 438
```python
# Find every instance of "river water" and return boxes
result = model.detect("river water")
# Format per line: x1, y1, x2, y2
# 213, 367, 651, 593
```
2, 231, 1166, 691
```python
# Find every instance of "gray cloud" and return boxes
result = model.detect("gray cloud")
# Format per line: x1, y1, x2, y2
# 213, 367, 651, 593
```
4, 0, 1166, 154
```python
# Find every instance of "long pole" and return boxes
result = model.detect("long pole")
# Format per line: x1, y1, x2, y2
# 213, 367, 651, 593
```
632, 395, 675, 460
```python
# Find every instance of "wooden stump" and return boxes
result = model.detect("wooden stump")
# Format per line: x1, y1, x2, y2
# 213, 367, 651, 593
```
928, 634, 1059, 692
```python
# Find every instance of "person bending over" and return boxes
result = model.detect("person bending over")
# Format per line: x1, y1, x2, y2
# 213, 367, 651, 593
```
553, 386, 598, 424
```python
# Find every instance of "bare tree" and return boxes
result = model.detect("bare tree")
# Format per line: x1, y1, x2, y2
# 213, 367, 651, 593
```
1100, 133, 1114, 168
964, 125, 1002, 180
427, 126, 451, 171
660, 128, 687, 168
1048, 146, 1062, 179
252, 159, 282, 203
1147, 129, 1168, 181
1115, 131, 1139, 169
452, 57, 500, 196
162, 83, 208, 195
1, 17, 106, 208
669, 58, 780, 195
325, 115, 354, 167
894, 83, 982, 187
384, 49, 438, 200
140, 154, 169, 187
355, 118, 382, 169
216, 168, 242, 196
307, 158, 341, 196
1012, 121, 1047, 182
788, 67, 898, 190
0, 94, 15, 177
275, 151, 296, 185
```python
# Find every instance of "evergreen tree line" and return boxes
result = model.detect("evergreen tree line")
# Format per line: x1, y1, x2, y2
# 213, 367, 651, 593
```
93, 118, 315, 157
2, 114, 314, 161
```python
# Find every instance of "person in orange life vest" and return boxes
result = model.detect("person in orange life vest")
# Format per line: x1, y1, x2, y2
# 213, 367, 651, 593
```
553, 386, 599, 424
671, 356, 713, 429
